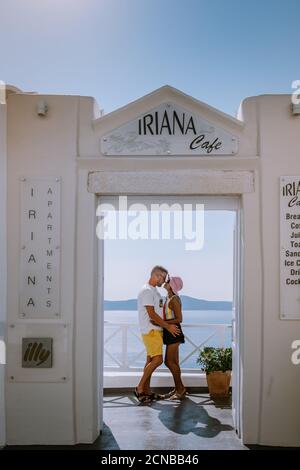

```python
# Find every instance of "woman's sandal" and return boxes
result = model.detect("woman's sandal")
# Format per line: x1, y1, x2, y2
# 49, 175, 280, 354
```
168, 388, 187, 400
158, 389, 176, 400
134, 387, 152, 404
145, 392, 162, 400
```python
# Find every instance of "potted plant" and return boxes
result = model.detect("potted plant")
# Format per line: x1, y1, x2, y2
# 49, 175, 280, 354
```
196, 347, 232, 397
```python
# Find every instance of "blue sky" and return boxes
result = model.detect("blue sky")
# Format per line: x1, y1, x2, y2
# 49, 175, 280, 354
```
1, 0, 299, 116
104, 208, 235, 301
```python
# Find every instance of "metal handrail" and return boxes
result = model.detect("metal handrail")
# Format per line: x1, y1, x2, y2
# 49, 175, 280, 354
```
104, 321, 232, 372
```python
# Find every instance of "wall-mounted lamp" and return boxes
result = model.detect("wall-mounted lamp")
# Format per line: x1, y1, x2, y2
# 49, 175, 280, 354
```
291, 103, 300, 115
36, 100, 49, 117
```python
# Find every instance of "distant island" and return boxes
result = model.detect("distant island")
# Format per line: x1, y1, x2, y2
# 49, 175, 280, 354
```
104, 296, 232, 311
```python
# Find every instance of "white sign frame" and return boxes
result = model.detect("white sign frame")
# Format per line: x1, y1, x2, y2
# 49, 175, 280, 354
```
7, 322, 70, 382
280, 175, 300, 319
101, 102, 238, 156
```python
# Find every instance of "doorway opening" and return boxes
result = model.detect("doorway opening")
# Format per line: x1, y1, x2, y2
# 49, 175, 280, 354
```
97, 194, 242, 448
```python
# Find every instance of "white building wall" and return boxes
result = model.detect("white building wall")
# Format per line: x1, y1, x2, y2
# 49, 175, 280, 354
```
6, 94, 79, 444
256, 96, 300, 446
2, 87, 300, 447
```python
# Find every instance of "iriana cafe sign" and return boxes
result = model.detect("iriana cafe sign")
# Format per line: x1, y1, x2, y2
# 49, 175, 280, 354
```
280, 176, 300, 319
101, 103, 238, 156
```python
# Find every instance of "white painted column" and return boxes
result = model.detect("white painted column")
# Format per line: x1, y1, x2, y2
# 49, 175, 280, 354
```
240, 180, 264, 444
6, 93, 79, 445
74, 169, 101, 442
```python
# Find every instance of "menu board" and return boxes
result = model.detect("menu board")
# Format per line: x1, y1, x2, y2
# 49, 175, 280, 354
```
280, 176, 300, 319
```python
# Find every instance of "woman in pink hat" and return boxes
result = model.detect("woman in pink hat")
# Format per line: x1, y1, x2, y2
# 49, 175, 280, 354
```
161, 274, 186, 399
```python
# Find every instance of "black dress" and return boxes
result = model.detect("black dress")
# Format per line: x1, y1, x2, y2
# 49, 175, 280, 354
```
162, 295, 185, 345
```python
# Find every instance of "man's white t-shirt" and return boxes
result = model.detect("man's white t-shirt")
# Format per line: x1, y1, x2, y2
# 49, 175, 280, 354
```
137, 283, 163, 334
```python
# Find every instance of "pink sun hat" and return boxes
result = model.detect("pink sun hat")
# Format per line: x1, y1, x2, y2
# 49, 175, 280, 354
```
169, 276, 183, 295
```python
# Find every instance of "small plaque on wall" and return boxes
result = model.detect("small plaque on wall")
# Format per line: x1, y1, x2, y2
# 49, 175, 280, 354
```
19, 177, 61, 319
280, 176, 300, 319
22, 337, 53, 368
7, 322, 69, 382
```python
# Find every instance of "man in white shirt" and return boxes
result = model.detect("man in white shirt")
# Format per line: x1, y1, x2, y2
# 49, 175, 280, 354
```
135, 266, 180, 403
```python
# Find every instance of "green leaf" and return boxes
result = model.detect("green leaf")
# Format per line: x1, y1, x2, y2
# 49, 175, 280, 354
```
196, 347, 232, 373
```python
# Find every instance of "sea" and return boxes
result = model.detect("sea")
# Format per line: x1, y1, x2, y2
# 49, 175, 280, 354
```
104, 310, 232, 370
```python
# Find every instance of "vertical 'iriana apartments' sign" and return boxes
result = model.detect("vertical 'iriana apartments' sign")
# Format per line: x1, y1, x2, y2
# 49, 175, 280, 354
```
101, 102, 238, 156
280, 176, 300, 319
19, 177, 61, 318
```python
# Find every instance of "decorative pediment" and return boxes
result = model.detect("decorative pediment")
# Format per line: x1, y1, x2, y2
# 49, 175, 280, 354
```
100, 101, 238, 156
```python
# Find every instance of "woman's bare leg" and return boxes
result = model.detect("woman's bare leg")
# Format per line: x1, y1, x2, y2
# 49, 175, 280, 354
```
164, 343, 185, 393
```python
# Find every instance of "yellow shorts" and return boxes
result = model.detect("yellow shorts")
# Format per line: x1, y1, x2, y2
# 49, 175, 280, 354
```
142, 329, 163, 358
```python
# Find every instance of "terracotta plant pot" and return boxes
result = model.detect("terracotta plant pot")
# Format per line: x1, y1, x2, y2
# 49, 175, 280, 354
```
206, 370, 231, 397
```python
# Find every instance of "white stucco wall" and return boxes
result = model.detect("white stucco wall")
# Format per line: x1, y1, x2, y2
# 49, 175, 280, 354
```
3, 86, 300, 447
255, 96, 300, 446
0, 98, 7, 448
6, 94, 79, 444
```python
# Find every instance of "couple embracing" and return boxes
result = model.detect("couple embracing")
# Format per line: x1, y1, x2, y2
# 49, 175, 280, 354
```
135, 265, 186, 404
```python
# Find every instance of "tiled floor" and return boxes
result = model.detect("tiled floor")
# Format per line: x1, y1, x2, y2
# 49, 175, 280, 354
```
100, 390, 246, 450
4, 390, 300, 450
4, 389, 245, 450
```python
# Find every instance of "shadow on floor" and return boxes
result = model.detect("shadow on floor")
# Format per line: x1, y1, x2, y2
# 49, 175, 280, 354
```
6, 390, 298, 450
98, 390, 245, 450
3, 390, 239, 450
150, 397, 233, 438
